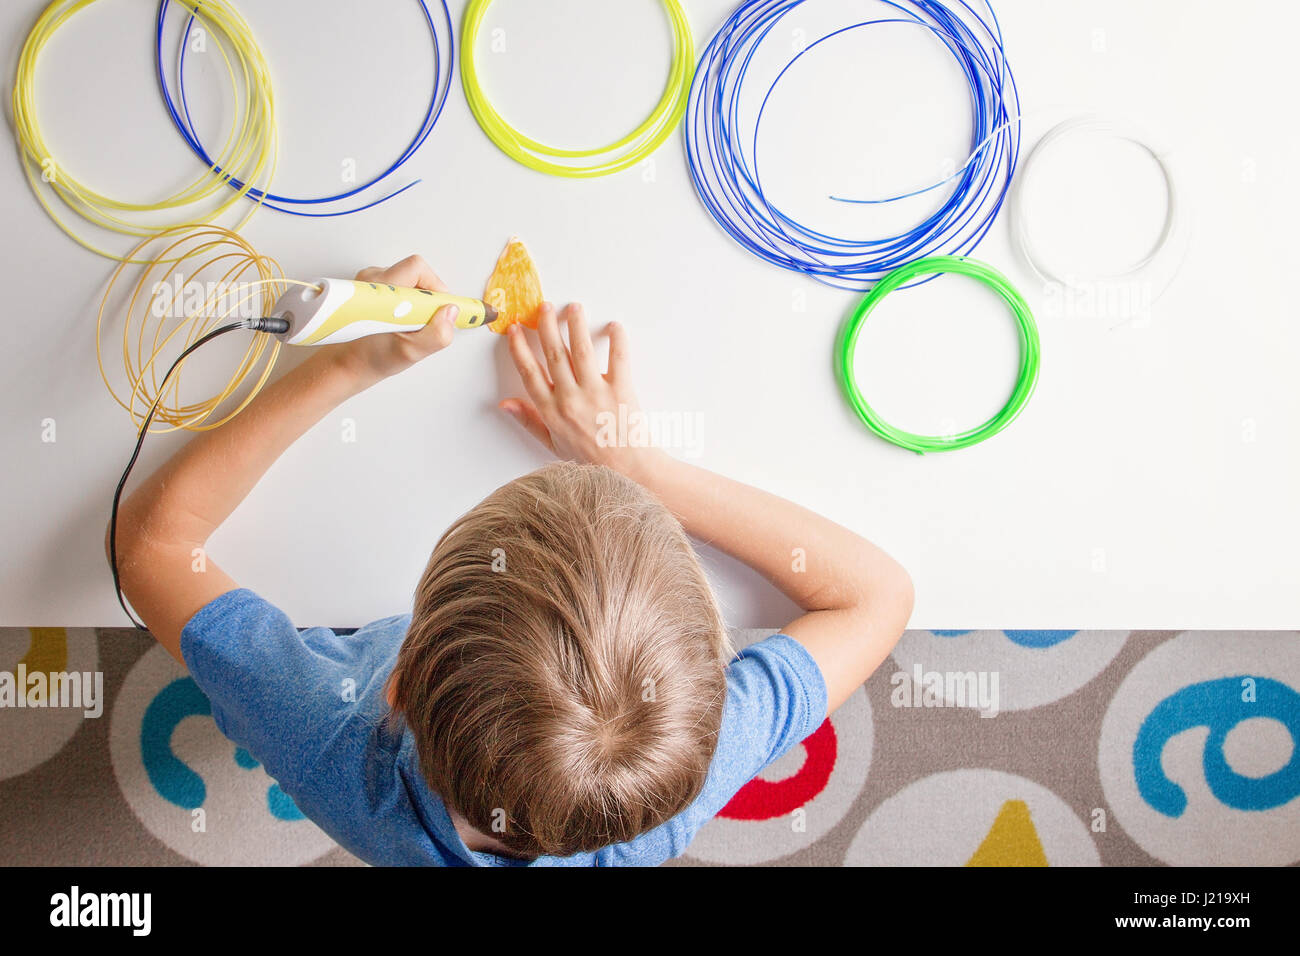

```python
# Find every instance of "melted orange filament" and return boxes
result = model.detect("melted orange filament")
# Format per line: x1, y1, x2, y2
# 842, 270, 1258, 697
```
485, 237, 544, 334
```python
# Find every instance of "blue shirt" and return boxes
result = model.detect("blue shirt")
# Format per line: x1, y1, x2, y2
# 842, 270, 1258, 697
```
180, 588, 828, 866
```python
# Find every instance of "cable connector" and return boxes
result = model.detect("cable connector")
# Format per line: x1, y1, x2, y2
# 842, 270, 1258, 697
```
243, 316, 291, 334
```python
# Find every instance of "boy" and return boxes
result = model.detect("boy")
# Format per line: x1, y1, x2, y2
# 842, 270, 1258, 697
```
112, 255, 913, 865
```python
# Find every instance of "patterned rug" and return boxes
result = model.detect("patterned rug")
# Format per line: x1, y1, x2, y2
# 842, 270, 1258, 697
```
1, 627, 1296, 866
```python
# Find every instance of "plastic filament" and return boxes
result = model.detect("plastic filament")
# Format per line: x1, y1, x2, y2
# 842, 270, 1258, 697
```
158, 0, 453, 216
97, 225, 314, 432
1010, 115, 1187, 296
12, 0, 275, 260
835, 256, 1040, 453
686, 0, 1021, 291
460, 0, 694, 177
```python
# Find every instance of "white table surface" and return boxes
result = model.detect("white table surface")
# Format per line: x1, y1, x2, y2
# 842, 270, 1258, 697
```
2, 0, 1297, 628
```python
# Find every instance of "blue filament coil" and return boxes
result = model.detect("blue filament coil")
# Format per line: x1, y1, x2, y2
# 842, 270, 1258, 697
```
685, 0, 1021, 291
154, 0, 454, 217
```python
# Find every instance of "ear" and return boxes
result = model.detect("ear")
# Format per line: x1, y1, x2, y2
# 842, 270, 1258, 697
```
384, 670, 397, 708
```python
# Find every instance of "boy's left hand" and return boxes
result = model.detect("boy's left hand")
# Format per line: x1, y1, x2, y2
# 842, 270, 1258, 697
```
322, 255, 458, 383
500, 302, 664, 482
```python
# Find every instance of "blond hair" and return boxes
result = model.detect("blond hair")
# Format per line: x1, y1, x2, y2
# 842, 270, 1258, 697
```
390, 462, 730, 858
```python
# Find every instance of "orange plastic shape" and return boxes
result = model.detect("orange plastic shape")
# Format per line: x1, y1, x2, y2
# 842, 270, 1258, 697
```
485, 237, 543, 333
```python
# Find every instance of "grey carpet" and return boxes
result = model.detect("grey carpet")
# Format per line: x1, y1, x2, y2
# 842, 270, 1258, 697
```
1, 627, 1296, 866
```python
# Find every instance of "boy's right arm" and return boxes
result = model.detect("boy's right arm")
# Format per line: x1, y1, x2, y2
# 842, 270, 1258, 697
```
501, 304, 913, 713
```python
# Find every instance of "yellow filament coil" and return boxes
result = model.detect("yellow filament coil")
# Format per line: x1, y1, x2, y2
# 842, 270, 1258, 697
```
12, 0, 277, 260
97, 224, 315, 432
460, 0, 694, 177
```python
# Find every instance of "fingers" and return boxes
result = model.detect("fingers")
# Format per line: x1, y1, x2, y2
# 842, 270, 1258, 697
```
357, 255, 448, 292
387, 254, 448, 292
499, 399, 554, 451
402, 304, 457, 353
506, 323, 554, 411
605, 320, 630, 383
536, 303, 576, 390
563, 303, 600, 386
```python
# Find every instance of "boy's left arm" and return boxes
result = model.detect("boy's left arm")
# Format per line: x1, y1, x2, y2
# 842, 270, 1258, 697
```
108, 256, 458, 663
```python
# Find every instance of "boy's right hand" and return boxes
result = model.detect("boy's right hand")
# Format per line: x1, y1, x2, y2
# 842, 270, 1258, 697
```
501, 303, 664, 480
324, 256, 458, 385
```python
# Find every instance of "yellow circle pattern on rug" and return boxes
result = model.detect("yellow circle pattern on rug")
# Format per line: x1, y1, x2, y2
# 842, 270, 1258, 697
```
0, 629, 98, 781
11, 0, 276, 260
459, 0, 693, 177
845, 769, 1100, 866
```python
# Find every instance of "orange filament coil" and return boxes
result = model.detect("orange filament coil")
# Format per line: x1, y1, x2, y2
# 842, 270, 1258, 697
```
97, 224, 316, 432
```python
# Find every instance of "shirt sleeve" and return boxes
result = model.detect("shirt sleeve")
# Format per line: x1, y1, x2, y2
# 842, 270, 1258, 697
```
178, 587, 393, 794
598, 633, 829, 865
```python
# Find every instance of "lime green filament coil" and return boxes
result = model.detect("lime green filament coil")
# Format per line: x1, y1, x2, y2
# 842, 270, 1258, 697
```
835, 256, 1041, 454
459, 0, 693, 177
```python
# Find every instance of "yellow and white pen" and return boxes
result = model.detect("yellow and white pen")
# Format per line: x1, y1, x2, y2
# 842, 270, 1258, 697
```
268, 278, 498, 346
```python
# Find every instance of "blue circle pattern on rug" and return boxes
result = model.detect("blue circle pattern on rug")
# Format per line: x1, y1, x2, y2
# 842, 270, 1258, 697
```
1133, 676, 1300, 818
140, 678, 304, 821
932, 630, 1078, 647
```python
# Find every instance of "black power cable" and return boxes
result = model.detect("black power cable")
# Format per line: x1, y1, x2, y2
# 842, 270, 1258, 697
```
109, 317, 288, 630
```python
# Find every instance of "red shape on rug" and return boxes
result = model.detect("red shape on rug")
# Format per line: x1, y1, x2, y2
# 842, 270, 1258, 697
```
718, 718, 837, 821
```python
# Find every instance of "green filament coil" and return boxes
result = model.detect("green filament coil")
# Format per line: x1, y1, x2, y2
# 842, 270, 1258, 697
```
835, 256, 1041, 454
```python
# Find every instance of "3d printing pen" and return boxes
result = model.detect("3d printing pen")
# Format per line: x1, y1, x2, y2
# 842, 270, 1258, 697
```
261, 278, 498, 346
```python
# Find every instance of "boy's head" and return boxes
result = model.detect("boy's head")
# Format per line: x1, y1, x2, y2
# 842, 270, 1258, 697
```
389, 462, 731, 858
